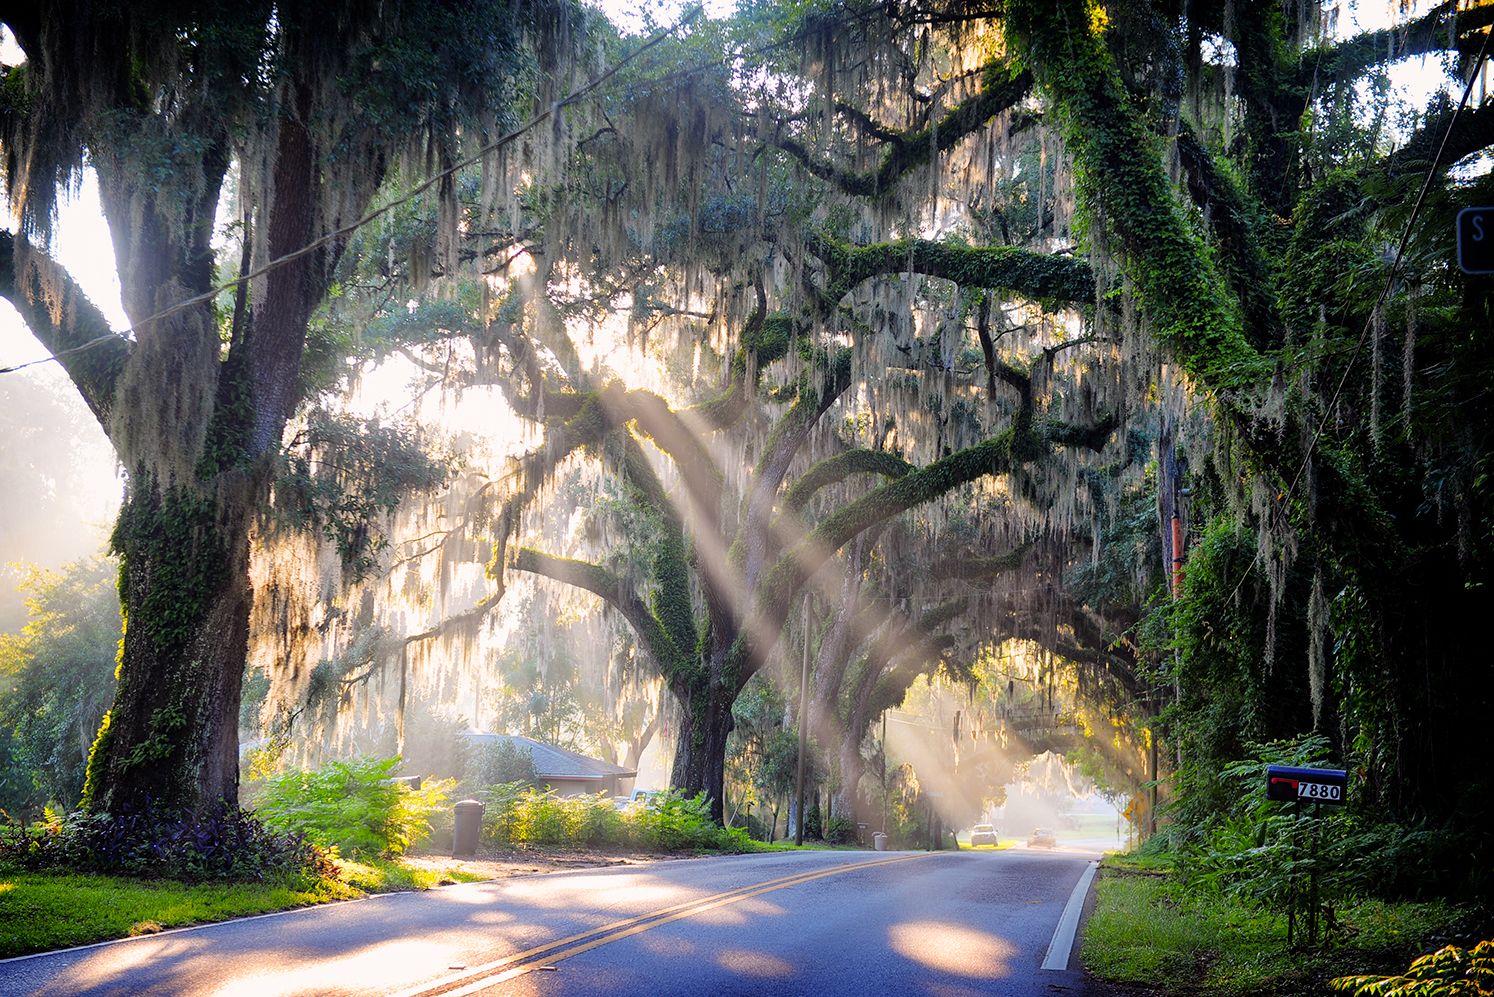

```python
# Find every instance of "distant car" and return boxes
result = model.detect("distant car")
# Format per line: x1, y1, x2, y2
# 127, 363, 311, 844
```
1028, 827, 1057, 848
970, 823, 998, 847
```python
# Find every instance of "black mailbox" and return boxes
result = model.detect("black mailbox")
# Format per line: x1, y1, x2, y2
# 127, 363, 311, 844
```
1265, 765, 1347, 805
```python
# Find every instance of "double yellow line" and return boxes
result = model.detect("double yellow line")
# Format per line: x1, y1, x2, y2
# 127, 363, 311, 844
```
388, 852, 928, 997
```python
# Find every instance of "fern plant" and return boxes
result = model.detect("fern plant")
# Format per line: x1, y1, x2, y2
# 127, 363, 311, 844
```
1331, 939, 1494, 996
253, 757, 452, 857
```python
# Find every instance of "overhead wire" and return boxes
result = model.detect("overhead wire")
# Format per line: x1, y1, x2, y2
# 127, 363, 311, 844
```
0, 0, 920, 378
0, 0, 902, 377
0, 7, 699, 376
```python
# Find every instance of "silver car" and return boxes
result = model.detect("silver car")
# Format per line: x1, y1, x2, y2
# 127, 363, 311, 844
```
970, 823, 998, 846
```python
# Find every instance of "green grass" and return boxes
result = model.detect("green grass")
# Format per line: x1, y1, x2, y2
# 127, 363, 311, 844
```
0, 858, 489, 959
1082, 861, 1485, 996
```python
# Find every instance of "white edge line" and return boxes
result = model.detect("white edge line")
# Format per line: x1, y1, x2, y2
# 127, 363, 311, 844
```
1040, 859, 1099, 972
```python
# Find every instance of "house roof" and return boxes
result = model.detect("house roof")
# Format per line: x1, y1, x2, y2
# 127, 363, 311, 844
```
460, 732, 636, 780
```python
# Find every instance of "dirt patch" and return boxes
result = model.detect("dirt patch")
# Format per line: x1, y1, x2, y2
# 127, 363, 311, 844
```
402, 847, 698, 883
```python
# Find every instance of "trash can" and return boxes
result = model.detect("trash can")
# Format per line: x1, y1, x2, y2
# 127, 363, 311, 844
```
873, 832, 888, 851
453, 799, 485, 857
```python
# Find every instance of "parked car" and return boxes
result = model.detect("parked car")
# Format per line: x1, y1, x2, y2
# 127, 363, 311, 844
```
614, 788, 664, 810
970, 823, 998, 846
1028, 827, 1057, 848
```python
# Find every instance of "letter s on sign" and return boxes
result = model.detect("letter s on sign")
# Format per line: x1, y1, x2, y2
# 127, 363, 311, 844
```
1476, 215, 1486, 242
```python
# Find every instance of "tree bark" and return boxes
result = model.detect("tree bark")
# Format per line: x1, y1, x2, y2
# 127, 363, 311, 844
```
83, 474, 256, 814
667, 674, 735, 823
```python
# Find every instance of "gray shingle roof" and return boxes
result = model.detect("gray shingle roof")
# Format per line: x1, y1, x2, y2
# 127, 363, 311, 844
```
459, 733, 636, 780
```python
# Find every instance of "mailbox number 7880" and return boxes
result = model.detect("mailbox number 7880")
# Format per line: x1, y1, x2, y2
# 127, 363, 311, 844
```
1298, 782, 1342, 801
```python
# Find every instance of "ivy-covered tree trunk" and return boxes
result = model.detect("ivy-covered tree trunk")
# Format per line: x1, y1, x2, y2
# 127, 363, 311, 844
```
84, 475, 255, 814
2, 1, 537, 820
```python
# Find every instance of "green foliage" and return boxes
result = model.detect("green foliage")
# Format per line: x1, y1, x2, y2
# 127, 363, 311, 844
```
824, 815, 856, 844
1332, 940, 1494, 996
275, 413, 453, 579
0, 804, 332, 882
1175, 734, 1343, 910
253, 757, 453, 857
804, 800, 823, 840
1085, 860, 1483, 996
476, 786, 757, 853
0, 555, 120, 818
461, 738, 538, 789
1169, 734, 1487, 916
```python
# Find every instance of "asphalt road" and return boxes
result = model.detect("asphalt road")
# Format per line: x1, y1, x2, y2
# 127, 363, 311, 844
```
0, 844, 1113, 996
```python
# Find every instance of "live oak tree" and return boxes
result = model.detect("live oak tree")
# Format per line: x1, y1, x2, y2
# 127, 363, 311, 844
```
753, 0, 1494, 832
0, 1, 569, 818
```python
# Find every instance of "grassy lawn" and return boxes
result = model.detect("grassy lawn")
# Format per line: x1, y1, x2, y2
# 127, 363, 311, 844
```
0, 858, 489, 960
1082, 858, 1486, 996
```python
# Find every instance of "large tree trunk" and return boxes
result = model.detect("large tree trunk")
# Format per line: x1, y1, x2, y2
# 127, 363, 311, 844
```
668, 676, 736, 823
835, 734, 866, 824
83, 474, 256, 815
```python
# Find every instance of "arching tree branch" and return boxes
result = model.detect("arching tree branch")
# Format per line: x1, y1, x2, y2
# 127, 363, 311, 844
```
809, 234, 1095, 306
782, 448, 915, 514
1299, 1, 1494, 89
772, 64, 1033, 198
0, 231, 131, 427
515, 548, 695, 691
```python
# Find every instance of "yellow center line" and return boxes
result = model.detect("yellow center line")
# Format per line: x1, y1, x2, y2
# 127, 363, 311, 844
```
389, 852, 929, 997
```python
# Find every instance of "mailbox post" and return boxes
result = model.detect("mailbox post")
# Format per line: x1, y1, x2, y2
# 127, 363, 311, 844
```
1265, 765, 1346, 947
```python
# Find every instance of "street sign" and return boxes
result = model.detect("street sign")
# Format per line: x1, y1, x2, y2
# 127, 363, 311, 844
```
1265, 765, 1347, 805
1457, 207, 1494, 274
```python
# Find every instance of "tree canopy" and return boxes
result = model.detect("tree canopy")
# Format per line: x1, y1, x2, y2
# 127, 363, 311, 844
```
2, 0, 1491, 874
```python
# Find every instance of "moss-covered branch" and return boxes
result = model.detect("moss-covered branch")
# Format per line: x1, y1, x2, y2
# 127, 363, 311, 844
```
514, 548, 696, 690
686, 309, 794, 430
1383, 99, 1494, 181
811, 234, 1095, 306
729, 429, 1017, 684
1005, 0, 1267, 395
1298, 0, 1494, 88
863, 599, 967, 720
740, 346, 855, 584
611, 432, 700, 663
1174, 122, 1279, 346
773, 63, 1033, 198
0, 231, 131, 427
929, 545, 1029, 581
781, 448, 914, 514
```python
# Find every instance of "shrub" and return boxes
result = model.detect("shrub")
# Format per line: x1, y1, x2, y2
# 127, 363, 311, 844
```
474, 786, 756, 854
0, 804, 333, 882
461, 739, 537, 789
253, 757, 453, 857
805, 801, 823, 840
629, 791, 755, 853
825, 816, 856, 844
477, 781, 531, 843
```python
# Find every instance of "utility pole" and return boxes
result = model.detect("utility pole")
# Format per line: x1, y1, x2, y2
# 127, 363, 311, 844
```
794, 596, 810, 846
881, 712, 888, 834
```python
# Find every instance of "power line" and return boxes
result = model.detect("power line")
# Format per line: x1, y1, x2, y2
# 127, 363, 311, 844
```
0, 0, 909, 378
1, 5, 702, 376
